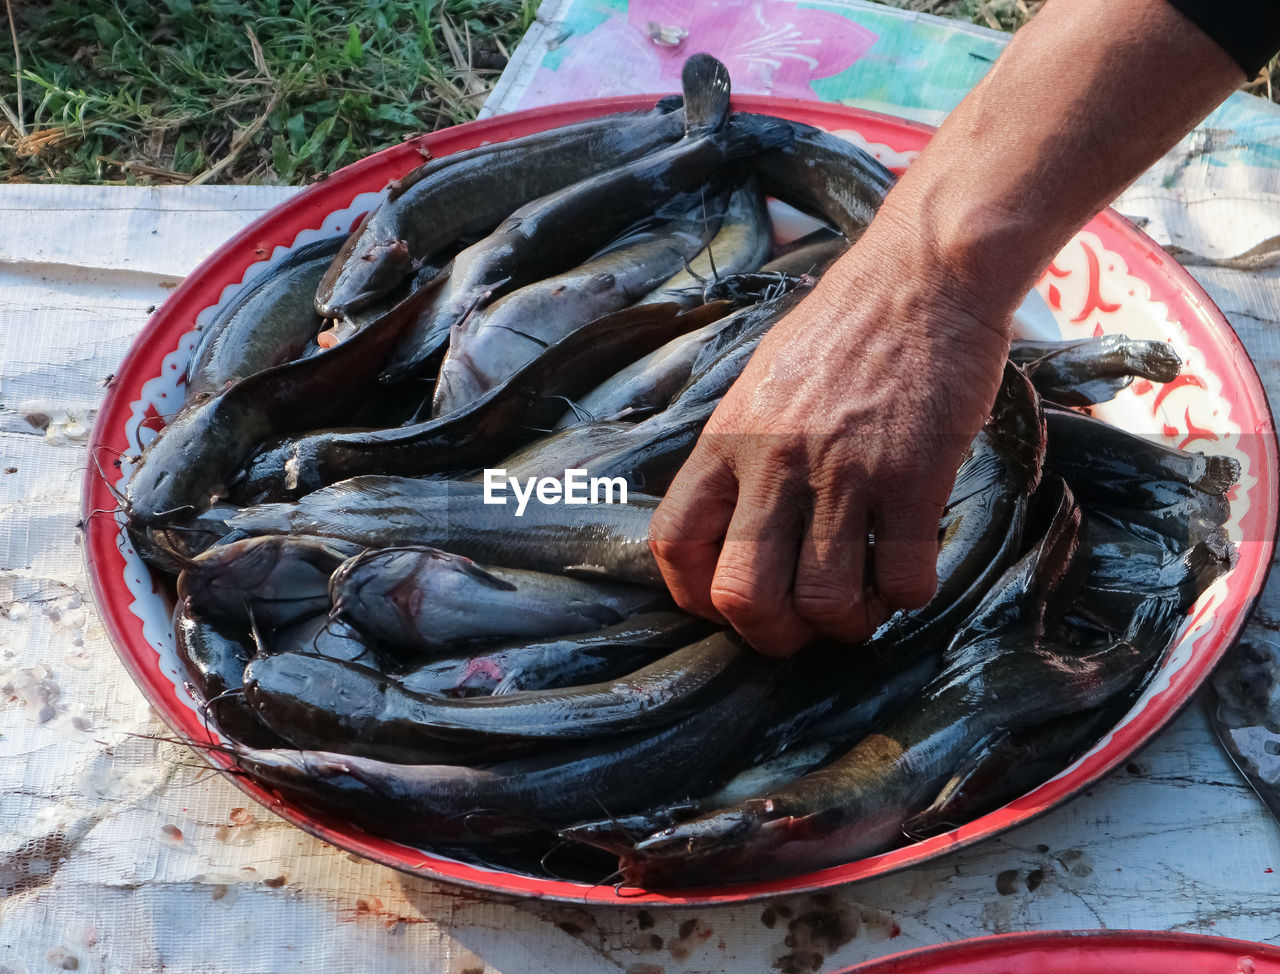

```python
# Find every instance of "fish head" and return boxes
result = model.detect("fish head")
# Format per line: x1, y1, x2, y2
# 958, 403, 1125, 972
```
621, 809, 761, 888
330, 547, 446, 645
316, 235, 415, 318
123, 391, 249, 528
233, 746, 366, 796
231, 746, 314, 787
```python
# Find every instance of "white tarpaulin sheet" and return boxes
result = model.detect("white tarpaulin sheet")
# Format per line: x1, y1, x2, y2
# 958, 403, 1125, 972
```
5, 4, 1280, 971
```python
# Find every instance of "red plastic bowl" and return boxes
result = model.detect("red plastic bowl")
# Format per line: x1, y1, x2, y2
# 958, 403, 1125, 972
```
836, 930, 1280, 973
84, 95, 1279, 905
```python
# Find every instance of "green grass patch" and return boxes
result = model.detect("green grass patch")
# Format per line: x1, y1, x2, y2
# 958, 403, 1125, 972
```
0, 0, 537, 184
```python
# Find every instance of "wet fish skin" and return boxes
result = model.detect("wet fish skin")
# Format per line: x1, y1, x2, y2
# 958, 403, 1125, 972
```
174, 595, 253, 704
637, 175, 773, 308
873, 363, 1045, 649
559, 738, 841, 857
1044, 407, 1239, 497
557, 278, 809, 431
621, 485, 1101, 887
747, 480, 1079, 761
902, 704, 1123, 838
748, 116, 895, 238
230, 666, 777, 844
623, 623, 1155, 887
130, 502, 244, 576
187, 235, 343, 400
232, 301, 730, 503
271, 613, 395, 671
551, 317, 730, 430
1046, 411, 1239, 554
750, 643, 943, 762
316, 104, 689, 317
173, 597, 283, 748
588, 400, 718, 495
681, 287, 809, 383
395, 69, 794, 385
229, 476, 664, 586
1074, 520, 1232, 633
944, 476, 1087, 651
500, 396, 716, 494
330, 546, 666, 649
244, 630, 762, 758
432, 194, 729, 415
395, 611, 714, 697
242, 652, 494, 765
760, 225, 848, 277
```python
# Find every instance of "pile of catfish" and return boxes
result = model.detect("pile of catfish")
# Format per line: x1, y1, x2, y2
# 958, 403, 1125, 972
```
121, 54, 1240, 889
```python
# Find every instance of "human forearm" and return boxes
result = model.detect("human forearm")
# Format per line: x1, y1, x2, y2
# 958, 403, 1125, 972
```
650, 0, 1250, 656
851, 0, 1244, 325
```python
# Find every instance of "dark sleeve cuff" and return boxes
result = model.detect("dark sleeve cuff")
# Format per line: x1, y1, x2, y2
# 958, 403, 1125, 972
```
1165, 0, 1280, 76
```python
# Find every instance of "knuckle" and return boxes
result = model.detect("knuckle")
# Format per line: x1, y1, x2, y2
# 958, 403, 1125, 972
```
793, 581, 857, 626
709, 582, 766, 625
647, 533, 682, 564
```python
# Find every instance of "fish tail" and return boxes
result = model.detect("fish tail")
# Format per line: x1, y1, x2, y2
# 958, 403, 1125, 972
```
227, 503, 294, 534
1194, 453, 1241, 495
1177, 533, 1235, 597
1121, 595, 1183, 653
1125, 339, 1182, 383
681, 53, 732, 134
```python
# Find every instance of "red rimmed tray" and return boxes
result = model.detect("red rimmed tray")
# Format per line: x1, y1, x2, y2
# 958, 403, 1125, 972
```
83, 94, 1279, 905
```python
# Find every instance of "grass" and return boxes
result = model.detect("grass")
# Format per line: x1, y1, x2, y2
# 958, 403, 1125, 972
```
1, 0, 1276, 185
0, 0, 537, 184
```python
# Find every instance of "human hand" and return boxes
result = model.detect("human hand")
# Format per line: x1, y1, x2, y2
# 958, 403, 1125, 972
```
648, 210, 1015, 656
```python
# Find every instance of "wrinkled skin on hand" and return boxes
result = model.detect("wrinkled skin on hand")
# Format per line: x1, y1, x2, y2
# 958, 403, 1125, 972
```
649, 211, 1013, 656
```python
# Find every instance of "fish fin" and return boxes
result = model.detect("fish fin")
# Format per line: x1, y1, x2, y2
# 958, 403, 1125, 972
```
587, 272, 617, 294
491, 324, 551, 348
543, 394, 595, 425
456, 559, 519, 592
226, 503, 294, 533
603, 405, 658, 422
681, 53, 732, 134
654, 94, 684, 114
460, 809, 537, 839
492, 668, 523, 695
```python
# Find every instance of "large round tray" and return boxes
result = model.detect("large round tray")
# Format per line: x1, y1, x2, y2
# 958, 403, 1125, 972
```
84, 95, 1279, 905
